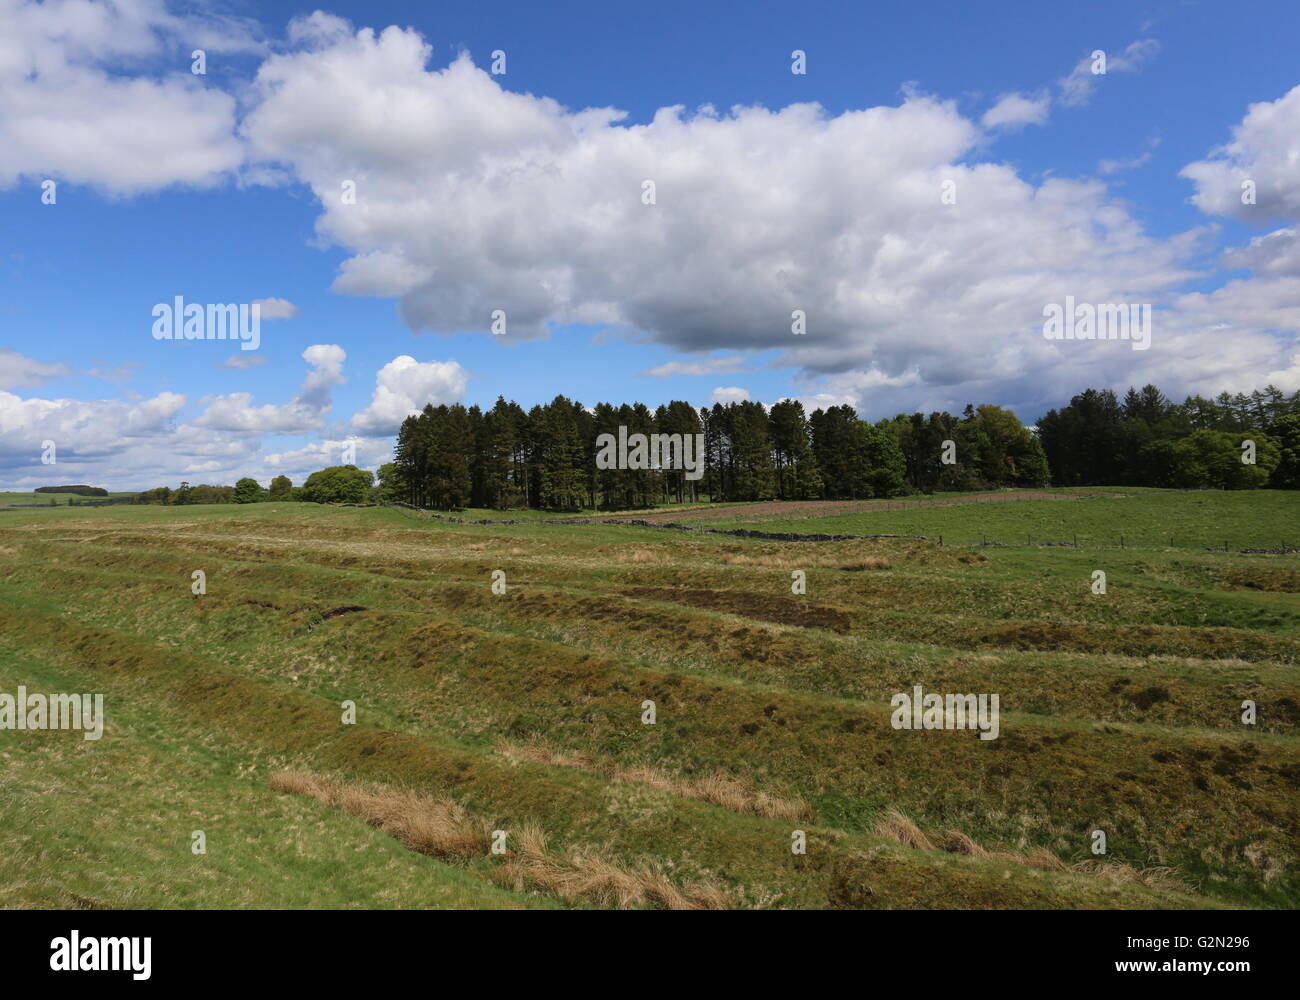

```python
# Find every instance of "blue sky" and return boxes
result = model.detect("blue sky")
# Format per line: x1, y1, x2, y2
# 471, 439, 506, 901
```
1, 0, 1298, 489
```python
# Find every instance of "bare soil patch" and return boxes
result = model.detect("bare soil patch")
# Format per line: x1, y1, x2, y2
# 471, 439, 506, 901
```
623, 586, 852, 633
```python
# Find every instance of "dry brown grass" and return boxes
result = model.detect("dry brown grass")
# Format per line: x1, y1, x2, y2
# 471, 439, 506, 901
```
1071, 861, 1191, 892
873, 808, 1192, 892
269, 768, 323, 797
623, 767, 813, 822
700, 548, 897, 570
873, 808, 937, 851
497, 825, 729, 910
497, 738, 813, 822
271, 768, 733, 909
717, 551, 893, 570
270, 769, 486, 863
838, 557, 893, 571
940, 829, 1068, 872
719, 552, 792, 567
497, 738, 595, 769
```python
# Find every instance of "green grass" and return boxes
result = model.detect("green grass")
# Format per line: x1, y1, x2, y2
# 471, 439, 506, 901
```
0, 491, 136, 507
445, 499, 749, 521
0, 650, 557, 909
707, 488, 1300, 551
1, 491, 1296, 909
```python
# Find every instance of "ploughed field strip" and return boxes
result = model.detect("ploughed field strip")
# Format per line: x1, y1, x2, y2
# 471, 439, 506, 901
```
0, 498, 1297, 908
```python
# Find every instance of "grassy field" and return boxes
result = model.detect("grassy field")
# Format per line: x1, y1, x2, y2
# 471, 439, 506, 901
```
1, 490, 1297, 909
445, 500, 753, 521
0, 491, 136, 507
699, 488, 1300, 551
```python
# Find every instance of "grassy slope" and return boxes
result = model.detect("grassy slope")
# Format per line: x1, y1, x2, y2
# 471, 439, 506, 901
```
0, 495, 1296, 909
0, 647, 557, 910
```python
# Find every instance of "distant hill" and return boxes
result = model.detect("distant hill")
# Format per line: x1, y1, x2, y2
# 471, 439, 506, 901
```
34, 485, 108, 497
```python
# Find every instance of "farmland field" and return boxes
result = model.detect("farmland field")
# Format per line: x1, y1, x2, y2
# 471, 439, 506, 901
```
0, 492, 136, 508
669, 488, 1300, 551
1, 490, 1297, 909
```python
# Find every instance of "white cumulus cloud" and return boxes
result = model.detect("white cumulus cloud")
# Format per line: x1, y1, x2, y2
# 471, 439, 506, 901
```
1181, 84, 1300, 223
238, 24, 1231, 418
195, 344, 345, 433
710, 386, 751, 405
0, 0, 253, 193
352, 355, 470, 436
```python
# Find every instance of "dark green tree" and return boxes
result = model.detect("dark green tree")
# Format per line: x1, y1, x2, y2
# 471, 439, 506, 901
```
299, 465, 375, 504
233, 477, 262, 503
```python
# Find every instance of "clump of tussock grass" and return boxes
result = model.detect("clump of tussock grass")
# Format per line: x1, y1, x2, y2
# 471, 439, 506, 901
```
838, 558, 893, 571
268, 768, 324, 798
270, 769, 486, 863
873, 808, 936, 851
497, 825, 729, 910
940, 829, 1068, 872
874, 808, 1193, 892
1070, 861, 1191, 893
717, 550, 893, 570
623, 767, 814, 823
497, 738, 813, 822
496, 737, 596, 770
271, 769, 731, 909
720, 552, 796, 567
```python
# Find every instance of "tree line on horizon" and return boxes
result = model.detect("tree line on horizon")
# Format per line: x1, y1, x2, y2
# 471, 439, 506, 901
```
33, 485, 108, 497
384, 396, 1053, 511
128, 382, 1300, 510
384, 383, 1300, 510
131, 469, 367, 506
1038, 384, 1300, 490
